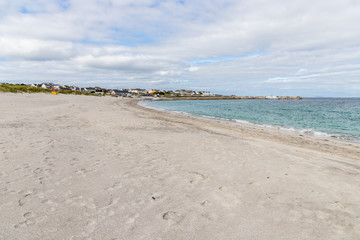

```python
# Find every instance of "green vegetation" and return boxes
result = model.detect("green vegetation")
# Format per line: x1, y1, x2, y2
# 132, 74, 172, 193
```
58, 89, 97, 96
0, 84, 52, 93
0, 84, 97, 96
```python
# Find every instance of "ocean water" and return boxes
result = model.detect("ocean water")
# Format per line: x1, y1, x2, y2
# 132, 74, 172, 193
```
142, 98, 360, 143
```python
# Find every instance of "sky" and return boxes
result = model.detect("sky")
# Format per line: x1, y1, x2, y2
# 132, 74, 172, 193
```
0, 0, 359, 96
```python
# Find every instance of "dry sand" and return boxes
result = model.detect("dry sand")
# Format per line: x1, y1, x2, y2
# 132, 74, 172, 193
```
0, 93, 360, 240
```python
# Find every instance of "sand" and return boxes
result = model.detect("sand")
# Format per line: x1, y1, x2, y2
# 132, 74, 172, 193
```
0, 93, 359, 240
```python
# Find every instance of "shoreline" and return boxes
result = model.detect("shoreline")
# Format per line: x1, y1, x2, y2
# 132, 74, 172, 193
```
136, 99, 360, 160
1, 93, 360, 239
140, 99, 360, 145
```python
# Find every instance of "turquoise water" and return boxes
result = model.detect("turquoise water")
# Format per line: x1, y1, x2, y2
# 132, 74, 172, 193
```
143, 98, 360, 142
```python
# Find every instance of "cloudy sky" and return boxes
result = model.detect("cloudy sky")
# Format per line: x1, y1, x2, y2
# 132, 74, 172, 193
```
0, 0, 359, 96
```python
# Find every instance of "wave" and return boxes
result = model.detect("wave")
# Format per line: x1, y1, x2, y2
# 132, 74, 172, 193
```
140, 100, 360, 144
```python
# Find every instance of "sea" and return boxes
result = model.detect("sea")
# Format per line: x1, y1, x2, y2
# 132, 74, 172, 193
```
142, 98, 360, 143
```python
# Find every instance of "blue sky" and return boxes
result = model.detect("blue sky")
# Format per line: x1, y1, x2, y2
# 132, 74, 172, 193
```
0, 0, 359, 96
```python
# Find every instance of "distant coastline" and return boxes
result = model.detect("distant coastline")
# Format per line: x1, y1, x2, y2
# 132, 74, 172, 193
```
1, 83, 302, 100
153, 95, 302, 101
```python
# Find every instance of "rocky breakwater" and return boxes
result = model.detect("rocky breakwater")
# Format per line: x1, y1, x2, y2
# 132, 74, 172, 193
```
154, 96, 302, 101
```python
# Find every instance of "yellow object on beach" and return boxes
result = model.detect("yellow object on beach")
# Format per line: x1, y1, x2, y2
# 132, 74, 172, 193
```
51, 89, 58, 95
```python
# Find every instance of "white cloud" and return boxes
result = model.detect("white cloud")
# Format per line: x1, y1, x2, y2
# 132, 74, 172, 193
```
188, 67, 199, 72
0, 37, 74, 60
0, 0, 359, 96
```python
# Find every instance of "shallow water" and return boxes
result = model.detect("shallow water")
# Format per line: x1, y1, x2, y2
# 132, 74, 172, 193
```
143, 98, 360, 143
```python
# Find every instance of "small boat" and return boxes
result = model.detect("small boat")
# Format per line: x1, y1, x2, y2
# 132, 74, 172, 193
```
265, 95, 279, 100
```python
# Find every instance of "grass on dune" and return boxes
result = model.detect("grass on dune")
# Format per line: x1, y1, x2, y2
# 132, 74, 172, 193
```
0, 84, 97, 96
0, 84, 52, 93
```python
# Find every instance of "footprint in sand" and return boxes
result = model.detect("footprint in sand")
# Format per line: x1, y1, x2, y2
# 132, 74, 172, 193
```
38, 177, 45, 185
23, 212, 36, 226
162, 211, 183, 223
23, 212, 32, 218
90, 160, 102, 167
33, 167, 43, 174
18, 194, 31, 206
0, 186, 9, 194
108, 197, 120, 206
188, 171, 208, 184
13, 222, 26, 228
69, 157, 80, 166
14, 211, 44, 228
46, 163, 55, 168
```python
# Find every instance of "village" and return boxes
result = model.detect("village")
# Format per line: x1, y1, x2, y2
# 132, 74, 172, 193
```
1, 82, 302, 100
26, 82, 216, 98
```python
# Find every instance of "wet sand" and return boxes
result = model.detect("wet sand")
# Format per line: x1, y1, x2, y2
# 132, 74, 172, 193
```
1, 93, 359, 239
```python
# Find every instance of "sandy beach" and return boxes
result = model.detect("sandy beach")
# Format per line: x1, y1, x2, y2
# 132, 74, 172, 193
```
1, 93, 360, 240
